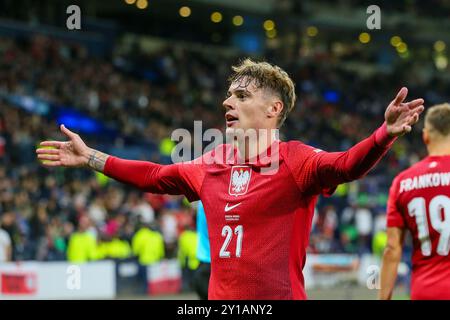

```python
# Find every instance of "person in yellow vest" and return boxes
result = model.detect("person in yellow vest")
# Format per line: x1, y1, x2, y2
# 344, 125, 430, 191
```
132, 223, 165, 265
372, 230, 388, 258
178, 224, 199, 292
95, 235, 110, 260
132, 222, 165, 294
95, 230, 132, 260
66, 215, 97, 263
107, 236, 132, 259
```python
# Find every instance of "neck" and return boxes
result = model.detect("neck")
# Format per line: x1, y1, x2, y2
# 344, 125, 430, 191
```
427, 141, 450, 156
234, 128, 278, 160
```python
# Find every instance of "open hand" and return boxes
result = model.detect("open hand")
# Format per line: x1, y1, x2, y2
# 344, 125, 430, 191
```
36, 125, 91, 167
385, 87, 425, 137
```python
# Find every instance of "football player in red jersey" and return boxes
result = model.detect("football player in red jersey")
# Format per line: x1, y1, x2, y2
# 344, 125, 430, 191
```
379, 103, 450, 300
36, 59, 424, 299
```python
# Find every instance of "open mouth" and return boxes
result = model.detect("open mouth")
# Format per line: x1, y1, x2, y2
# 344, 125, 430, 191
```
225, 114, 239, 127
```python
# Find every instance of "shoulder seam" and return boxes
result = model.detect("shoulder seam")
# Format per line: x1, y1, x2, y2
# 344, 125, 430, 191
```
283, 142, 308, 196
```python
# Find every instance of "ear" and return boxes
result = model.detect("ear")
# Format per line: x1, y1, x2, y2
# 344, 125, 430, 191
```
423, 128, 430, 145
266, 100, 284, 119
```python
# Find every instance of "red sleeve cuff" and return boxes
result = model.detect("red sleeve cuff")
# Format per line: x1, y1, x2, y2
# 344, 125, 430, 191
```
375, 122, 397, 148
387, 217, 405, 228
103, 155, 115, 176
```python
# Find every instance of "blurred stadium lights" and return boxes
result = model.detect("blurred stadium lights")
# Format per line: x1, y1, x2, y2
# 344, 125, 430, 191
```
306, 26, 318, 37
396, 42, 408, 53
434, 40, 446, 52
324, 90, 340, 104
57, 113, 101, 134
232, 15, 244, 27
263, 19, 275, 31
358, 32, 370, 44
1, 0, 449, 62
435, 55, 448, 70
193, 0, 276, 14
399, 51, 410, 59
390, 36, 402, 47
266, 28, 277, 39
3, 94, 50, 116
136, 0, 148, 10
331, 42, 345, 56
210, 11, 223, 23
179, 6, 191, 18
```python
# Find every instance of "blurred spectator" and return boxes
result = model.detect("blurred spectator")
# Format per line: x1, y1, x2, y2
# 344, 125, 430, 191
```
354, 201, 374, 254
310, 205, 340, 253
372, 230, 388, 258
66, 215, 97, 263
0, 217, 12, 262
132, 222, 165, 294
46, 216, 67, 261
28, 201, 49, 260
178, 225, 199, 292
339, 225, 359, 254
160, 210, 179, 257
88, 197, 107, 227
104, 235, 131, 260
132, 222, 165, 266
127, 192, 155, 225
0, 211, 20, 260
372, 212, 388, 258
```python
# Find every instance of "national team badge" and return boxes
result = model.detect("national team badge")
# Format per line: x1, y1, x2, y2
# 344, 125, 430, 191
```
229, 166, 252, 196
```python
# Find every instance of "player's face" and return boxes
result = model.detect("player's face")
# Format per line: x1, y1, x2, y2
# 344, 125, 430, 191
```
223, 78, 275, 134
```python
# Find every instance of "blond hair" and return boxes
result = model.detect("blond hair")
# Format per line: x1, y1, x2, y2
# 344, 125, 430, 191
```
228, 58, 296, 127
425, 103, 450, 137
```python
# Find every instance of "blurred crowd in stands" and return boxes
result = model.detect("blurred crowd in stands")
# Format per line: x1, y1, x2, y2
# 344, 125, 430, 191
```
1, 32, 450, 271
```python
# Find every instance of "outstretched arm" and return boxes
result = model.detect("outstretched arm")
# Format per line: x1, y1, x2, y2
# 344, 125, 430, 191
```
313, 87, 424, 191
36, 125, 204, 200
379, 227, 405, 300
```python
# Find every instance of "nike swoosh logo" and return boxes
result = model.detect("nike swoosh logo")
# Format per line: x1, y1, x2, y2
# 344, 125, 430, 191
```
224, 202, 242, 212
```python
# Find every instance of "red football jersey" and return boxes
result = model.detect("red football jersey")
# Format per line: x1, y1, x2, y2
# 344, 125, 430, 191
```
104, 124, 394, 299
198, 142, 332, 300
387, 155, 450, 300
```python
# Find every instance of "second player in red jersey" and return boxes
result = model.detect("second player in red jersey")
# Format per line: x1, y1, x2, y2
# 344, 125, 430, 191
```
380, 103, 450, 300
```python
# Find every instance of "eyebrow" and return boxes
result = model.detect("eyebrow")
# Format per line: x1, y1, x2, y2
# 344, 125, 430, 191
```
226, 89, 252, 97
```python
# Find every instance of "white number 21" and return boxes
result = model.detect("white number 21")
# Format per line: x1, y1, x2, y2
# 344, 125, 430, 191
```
219, 225, 243, 258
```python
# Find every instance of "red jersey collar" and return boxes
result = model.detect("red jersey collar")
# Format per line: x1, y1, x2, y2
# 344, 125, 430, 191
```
225, 140, 282, 168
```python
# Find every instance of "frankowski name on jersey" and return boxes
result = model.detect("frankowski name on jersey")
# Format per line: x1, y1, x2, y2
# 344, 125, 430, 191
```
399, 172, 450, 193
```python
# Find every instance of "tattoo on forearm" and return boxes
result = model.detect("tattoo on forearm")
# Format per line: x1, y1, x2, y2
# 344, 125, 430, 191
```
87, 150, 108, 172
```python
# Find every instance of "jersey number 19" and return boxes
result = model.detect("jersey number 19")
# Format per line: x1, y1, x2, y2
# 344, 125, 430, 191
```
408, 195, 450, 256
